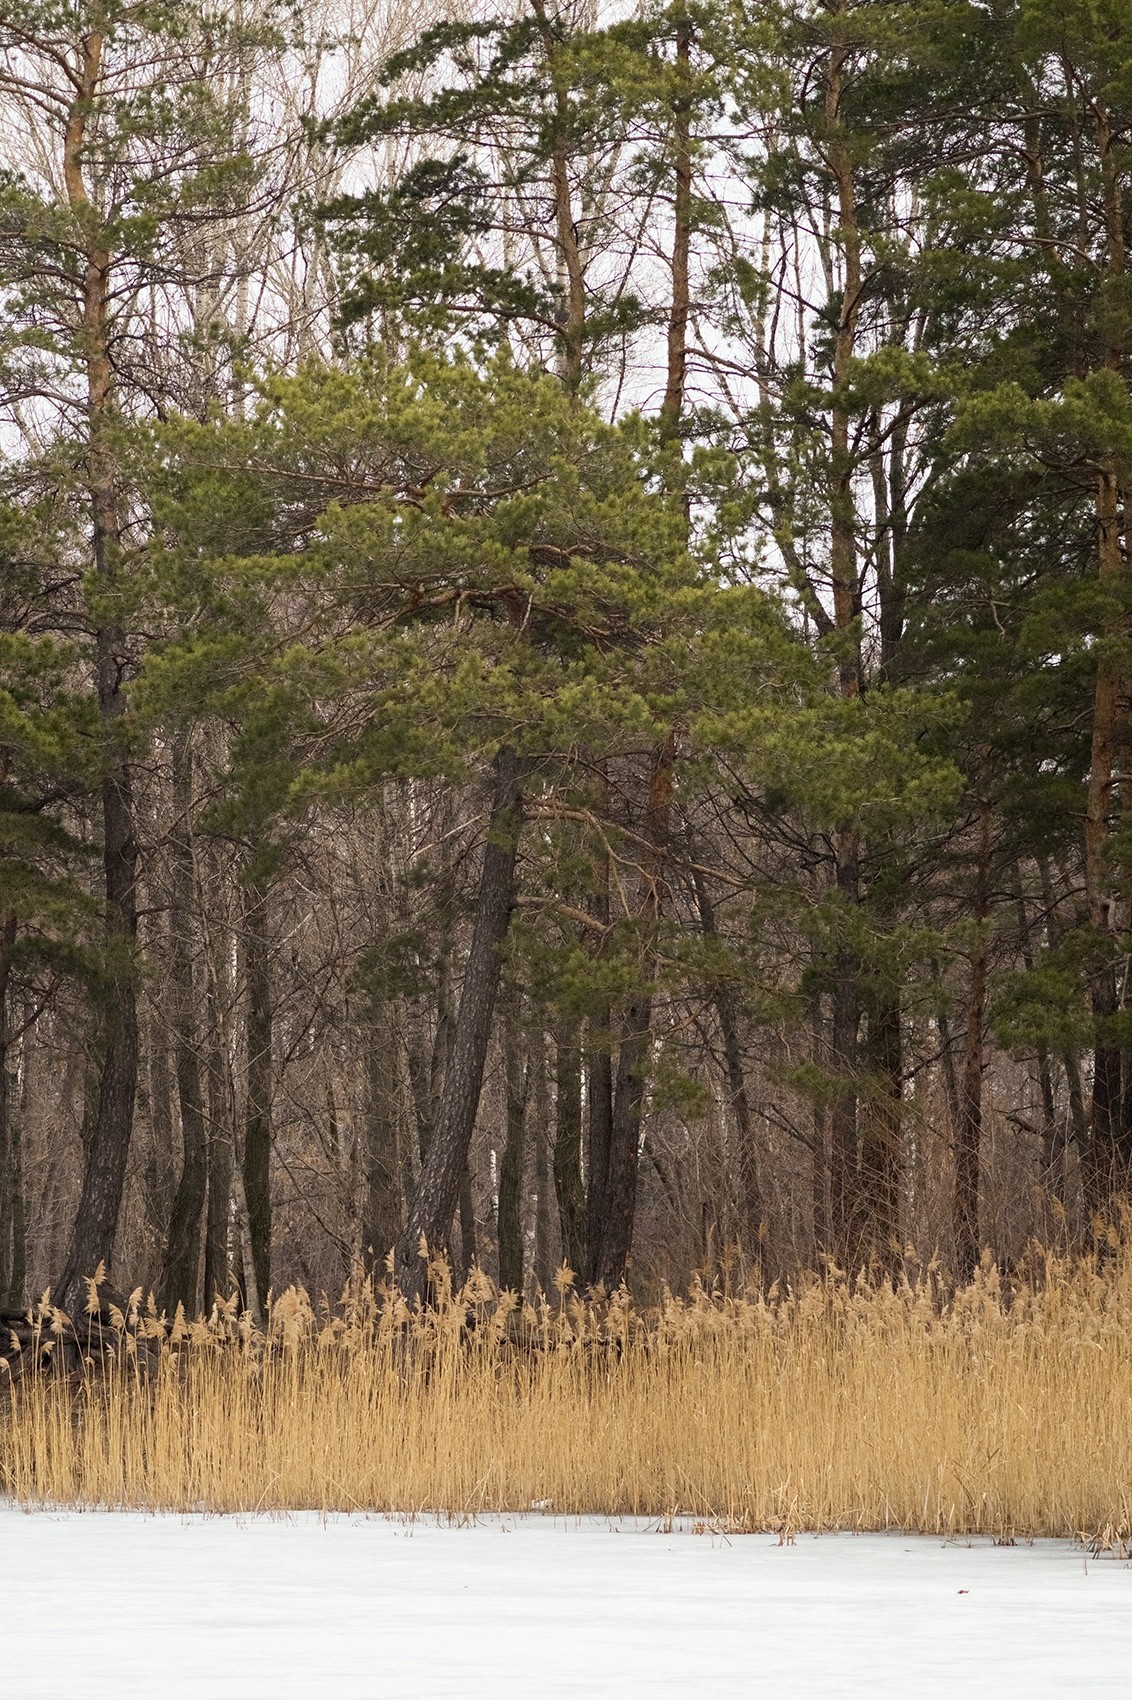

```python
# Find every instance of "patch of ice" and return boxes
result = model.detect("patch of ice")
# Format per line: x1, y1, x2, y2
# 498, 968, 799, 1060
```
0, 1507, 1128, 1698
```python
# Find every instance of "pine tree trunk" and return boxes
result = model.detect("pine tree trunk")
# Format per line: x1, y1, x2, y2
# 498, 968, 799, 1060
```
859, 986, 901, 1264
363, 1033, 402, 1274
1085, 95, 1132, 1207
660, 9, 692, 439
584, 837, 614, 1283
824, 30, 864, 1270
57, 31, 140, 1312
595, 732, 676, 1292
203, 936, 233, 1309
532, 1026, 554, 1293
809, 979, 829, 1260
458, 1165, 478, 1281
497, 998, 529, 1294
7, 1091, 25, 1312
954, 804, 991, 1280
160, 736, 208, 1315
554, 1018, 586, 1279
242, 877, 273, 1316
688, 859, 763, 1260
829, 832, 861, 1263
0, 915, 14, 1301
394, 747, 525, 1301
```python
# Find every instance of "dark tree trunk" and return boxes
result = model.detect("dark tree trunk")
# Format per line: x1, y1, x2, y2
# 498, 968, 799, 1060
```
688, 858, 763, 1259
859, 984, 901, 1265
553, 1016, 586, 1280
825, 35, 864, 1271
0, 915, 15, 1300
7, 1084, 25, 1312
242, 877, 273, 1315
143, 984, 176, 1258
532, 1026, 554, 1293
203, 935, 233, 1309
458, 1165, 477, 1282
659, 8, 692, 440
829, 832, 860, 1265
497, 996, 529, 1294
394, 747, 524, 1301
594, 732, 676, 1293
58, 763, 139, 1310
160, 736, 208, 1315
954, 804, 991, 1281
584, 1020, 614, 1282
1085, 103, 1132, 1209
954, 947, 986, 1281
596, 996, 650, 1292
584, 832, 614, 1283
58, 30, 140, 1314
1037, 860, 1090, 1179
1016, 875, 1065, 1206
809, 973, 829, 1257
363, 1032, 402, 1274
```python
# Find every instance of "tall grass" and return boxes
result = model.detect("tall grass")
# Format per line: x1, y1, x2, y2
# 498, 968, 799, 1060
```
2, 1248, 1131, 1537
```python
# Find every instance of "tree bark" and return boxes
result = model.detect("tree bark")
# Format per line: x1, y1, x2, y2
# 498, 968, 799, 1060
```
954, 802, 991, 1281
594, 731, 677, 1292
57, 29, 141, 1311
553, 1016, 586, 1279
688, 858, 764, 1259
859, 983, 901, 1264
203, 924, 234, 1309
584, 838, 614, 1282
159, 735, 208, 1315
497, 995, 529, 1294
457, 1164, 478, 1282
394, 746, 525, 1301
530, 0, 587, 394
824, 27, 865, 1269
1084, 94, 1132, 1207
532, 1024, 554, 1292
241, 876, 273, 1316
0, 915, 15, 1301
660, 9, 692, 440
829, 831, 861, 1263
363, 1029, 402, 1274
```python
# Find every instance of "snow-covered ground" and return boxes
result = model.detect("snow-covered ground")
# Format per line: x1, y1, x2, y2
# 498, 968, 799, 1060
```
1, 1507, 1128, 1697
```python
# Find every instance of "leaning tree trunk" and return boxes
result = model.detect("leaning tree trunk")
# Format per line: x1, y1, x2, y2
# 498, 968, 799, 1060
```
394, 747, 525, 1302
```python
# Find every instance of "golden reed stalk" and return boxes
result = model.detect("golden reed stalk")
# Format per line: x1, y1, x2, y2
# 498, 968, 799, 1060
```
2, 1246, 1131, 1539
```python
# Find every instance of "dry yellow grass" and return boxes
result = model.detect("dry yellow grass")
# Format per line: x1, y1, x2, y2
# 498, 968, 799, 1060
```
2, 1248, 1131, 1538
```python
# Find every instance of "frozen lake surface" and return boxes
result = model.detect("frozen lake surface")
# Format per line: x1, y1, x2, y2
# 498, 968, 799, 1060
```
1, 1506, 1129, 1697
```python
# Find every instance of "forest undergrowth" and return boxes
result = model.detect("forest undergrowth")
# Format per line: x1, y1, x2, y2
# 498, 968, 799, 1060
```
2, 1245, 1130, 1542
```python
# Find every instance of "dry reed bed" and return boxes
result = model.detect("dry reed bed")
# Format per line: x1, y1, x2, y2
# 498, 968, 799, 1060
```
2, 1252, 1131, 1537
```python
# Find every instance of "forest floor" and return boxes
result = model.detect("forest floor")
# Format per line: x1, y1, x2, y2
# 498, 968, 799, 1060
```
0, 1508, 1128, 1696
